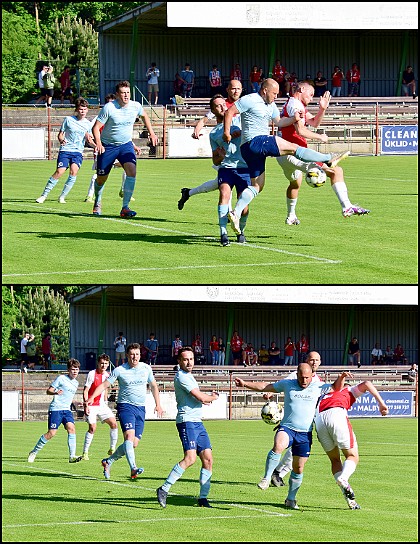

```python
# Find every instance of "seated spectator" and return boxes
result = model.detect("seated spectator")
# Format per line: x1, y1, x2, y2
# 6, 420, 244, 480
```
407, 363, 417, 382
393, 343, 407, 365
258, 344, 270, 365
314, 70, 328, 97
348, 337, 361, 368
371, 342, 383, 365
402, 65, 416, 98
268, 341, 281, 365
242, 342, 258, 366
383, 345, 394, 364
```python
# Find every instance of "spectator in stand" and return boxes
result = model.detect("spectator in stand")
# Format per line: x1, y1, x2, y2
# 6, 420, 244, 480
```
305, 74, 315, 87
296, 334, 310, 364
314, 70, 328, 97
402, 66, 416, 98
283, 336, 296, 366
59, 65, 73, 105
139, 341, 148, 363
26, 334, 37, 370
258, 67, 265, 86
42, 65, 55, 108
20, 332, 30, 370
272, 59, 289, 97
114, 332, 127, 366
35, 64, 48, 105
331, 66, 345, 97
173, 72, 184, 97
268, 341, 281, 365
346, 63, 361, 97
209, 64, 223, 94
393, 343, 408, 365
371, 343, 383, 365
348, 337, 361, 367
192, 333, 205, 364
209, 335, 220, 365
407, 363, 417, 382
171, 334, 183, 365
218, 337, 226, 366
249, 65, 261, 93
258, 344, 270, 366
383, 345, 394, 364
180, 63, 195, 98
230, 63, 242, 82
146, 62, 160, 105
42, 333, 52, 369
230, 330, 244, 366
288, 72, 299, 95
145, 332, 159, 365
242, 342, 258, 367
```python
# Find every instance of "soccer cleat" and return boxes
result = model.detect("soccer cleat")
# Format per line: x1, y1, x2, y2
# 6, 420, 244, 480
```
82, 452, 89, 461
27, 451, 37, 463
93, 203, 102, 216
58, 196, 66, 204
337, 477, 355, 500
326, 150, 350, 168
236, 233, 247, 244
36, 196, 46, 203
69, 455, 83, 463
220, 234, 230, 247
178, 187, 190, 210
285, 216, 301, 225
107, 448, 115, 456
347, 498, 361, 510
102, 458, 111, 479
156, 486, 168, 508
284, 499, 299, 510
228, 210, 241, 235
257, 477, 270, 490
130, 467, 145, 479
271, 470, 285, 487
84, 195, 94, 203
342, 205, 370, 217
197, 498, 212, 508
120, 206, 137, 219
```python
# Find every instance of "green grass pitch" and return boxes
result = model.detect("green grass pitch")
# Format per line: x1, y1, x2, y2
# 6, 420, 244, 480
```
2, 418, 418, 542
2, 155, 418, 284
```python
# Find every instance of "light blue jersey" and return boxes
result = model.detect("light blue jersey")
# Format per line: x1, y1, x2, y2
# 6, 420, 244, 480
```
49, 374, 79, 411
235, 93, 280, 144
210, 118, 248, 169
97, 100, 144, 145
59, 116, 92, 153
273, 378, 331, 432
107, 362, 154, 406
175, 370, 202, 423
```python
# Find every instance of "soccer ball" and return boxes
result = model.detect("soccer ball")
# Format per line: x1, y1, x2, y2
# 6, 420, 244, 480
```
261, 401, 283, 425
305, 163, 327, 188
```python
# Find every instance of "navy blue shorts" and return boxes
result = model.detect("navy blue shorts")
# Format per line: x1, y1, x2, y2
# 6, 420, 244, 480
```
176, 421, 212, 453
97, 141, 136, 176
241, 136, 280, 178
218, 167, 250, 194
57, 151, 83, 170
117, 403, 145, 439
48, 409, 74, 430
277, 426, 313, 457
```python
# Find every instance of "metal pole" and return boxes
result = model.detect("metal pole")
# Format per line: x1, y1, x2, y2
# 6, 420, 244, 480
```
342, 305, 355, 366
97, 288, 107, 355
129, 17, 139, 100
225, 306, 234, 366
395, 31, 409, 96
21, 370, 25, 421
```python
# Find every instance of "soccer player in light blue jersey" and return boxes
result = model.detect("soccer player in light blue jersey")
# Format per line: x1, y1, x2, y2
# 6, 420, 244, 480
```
223, 78, 349, 235
27, 359, 83, 464
87, 343, 163, 480
91, 80, 158, 218
156, 347, 219, 508
235, 362, 347, 510
36, 98, 94, 204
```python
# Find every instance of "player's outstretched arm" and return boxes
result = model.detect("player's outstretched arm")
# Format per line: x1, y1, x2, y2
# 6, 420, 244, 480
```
358, 380, 389, 416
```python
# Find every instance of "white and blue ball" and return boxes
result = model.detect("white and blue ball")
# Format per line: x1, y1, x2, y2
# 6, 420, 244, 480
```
261, 401, 284, 425
305, 163, 327, 188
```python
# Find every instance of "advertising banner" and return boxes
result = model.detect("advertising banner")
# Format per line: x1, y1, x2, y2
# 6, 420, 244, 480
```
348, 390, 414, 417
381, 125, 418, 154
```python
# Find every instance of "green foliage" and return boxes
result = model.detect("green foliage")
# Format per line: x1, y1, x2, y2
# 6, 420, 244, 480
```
2, 9, 43, 103
1, 286, 19, 361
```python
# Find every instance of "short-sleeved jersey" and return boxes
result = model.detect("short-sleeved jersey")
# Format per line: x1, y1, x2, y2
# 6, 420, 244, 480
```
210, 118, 247, 169
230, 335, 243, 351
96, 100, 144, 145
106, 362, 154, 405
280, 97, 308, 147
272, 378, 331, 431
49, 374, 79, 411
84, 369, 110, 406
318, 385, 362, 412
59, 115, 92, 153
235, 93, 280, 144
174, 369, 202, 423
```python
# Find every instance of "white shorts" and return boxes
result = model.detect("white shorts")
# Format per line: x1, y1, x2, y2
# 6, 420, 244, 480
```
85, 404, 115, 425
276, 154, 309, 182
314, 407, 358, 452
